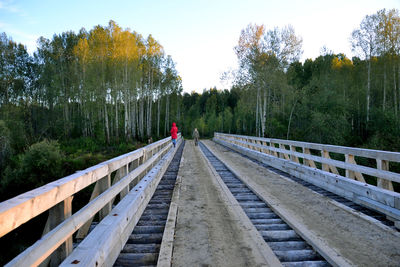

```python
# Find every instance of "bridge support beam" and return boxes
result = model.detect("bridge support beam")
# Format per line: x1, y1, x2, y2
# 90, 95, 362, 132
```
41, 196, 73, 267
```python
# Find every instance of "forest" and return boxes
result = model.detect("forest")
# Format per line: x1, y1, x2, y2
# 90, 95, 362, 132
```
1, 9, 400, 201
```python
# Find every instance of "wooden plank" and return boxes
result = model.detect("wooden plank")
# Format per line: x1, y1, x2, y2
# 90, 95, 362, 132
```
290, 145, 299, 163
59, 139, 181, 267
0, 137, 174, 238
270, 142, 279, 157
303, 148, 316, 168
377, 159, 394, 191
75, 174, 111, 239
213, 138, 400, 216
157, 174, 181, 267
217, 136, 400, 184
120, 165, 129, 199
40, 196, 73, 267
345, 154, 365, 183
0, 165, 107, 238
210, 149, 353, 267
199, 142, 283, 267
216, 132, 400, 162
279, 144, 290, 160
321, 150, 330, 172
321, 150, 339, 175
4, 142, 174, 267
356, 196, 400, 221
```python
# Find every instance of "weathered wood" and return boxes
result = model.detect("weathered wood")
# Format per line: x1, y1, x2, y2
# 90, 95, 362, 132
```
322, 150, 330, 172
129, 159, 140, 189
216, 132, 400, 162
290, 145, 299, 163
214, 138, 400, 221
99, 174, 112, 220
321, 150, 339, 174
75, 174, 111, 239
40, 196, 73, 267
377, 159, 394, 191
270, 142, 279, 157
206, 148, 353, 267
5, 141, 174, 267
199, 141, 283, 267
120, 165, 130, 199
279, 144, 290, 160
345, 154, 365, 183
157, 175, 181, 267
217, 134, 400, 184
303, 148, 316, 168
3, 135, 180, 267
60, 139, 181, 267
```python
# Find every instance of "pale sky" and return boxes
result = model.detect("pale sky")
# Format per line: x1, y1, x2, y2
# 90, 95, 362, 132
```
1, 0, 399, 92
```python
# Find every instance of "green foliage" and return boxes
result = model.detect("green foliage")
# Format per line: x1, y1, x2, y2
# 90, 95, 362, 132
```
0, 120, 12, 170
0, 140, 64, 200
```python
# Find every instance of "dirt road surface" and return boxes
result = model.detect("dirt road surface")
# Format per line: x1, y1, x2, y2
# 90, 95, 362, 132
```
203, 140, 400, 267
172, 141, 270, 267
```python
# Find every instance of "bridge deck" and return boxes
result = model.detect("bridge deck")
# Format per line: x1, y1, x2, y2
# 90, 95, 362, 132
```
3, 136, 400, 266
172, 140, 273, 266
201, 140, 400, 266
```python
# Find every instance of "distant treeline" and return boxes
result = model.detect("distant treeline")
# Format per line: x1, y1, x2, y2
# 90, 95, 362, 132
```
0, 20, 183, 200
182, 8, 400, 152
1, 9, 400, 199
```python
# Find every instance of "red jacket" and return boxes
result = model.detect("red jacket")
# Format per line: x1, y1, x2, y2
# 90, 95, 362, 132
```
170, 122, 178, 139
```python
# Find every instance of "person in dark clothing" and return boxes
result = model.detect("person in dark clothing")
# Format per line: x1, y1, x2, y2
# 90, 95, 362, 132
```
170, 122, 178, 147
192, 128, 199, 146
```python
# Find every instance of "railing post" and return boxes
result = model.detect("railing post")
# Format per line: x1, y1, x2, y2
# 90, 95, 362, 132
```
261, 141, 269, 155
99, 174, 112, 219
345, 154, 355, 179
321, 150, 329, 172
41, 196, 73, 267
270, 142, 279, 157
129, 158, 140, 188
256, 140, 261, 152
120, 164, 129, 199
279, 144, 290, 160
377, 159, 394, 191
76, 174, 111, 239
290, 145, 299, 163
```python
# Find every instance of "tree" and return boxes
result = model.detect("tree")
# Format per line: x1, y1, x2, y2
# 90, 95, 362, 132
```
351, 13, 379, 123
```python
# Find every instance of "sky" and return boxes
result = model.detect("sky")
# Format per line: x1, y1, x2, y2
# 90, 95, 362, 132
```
1, 0, 399, 93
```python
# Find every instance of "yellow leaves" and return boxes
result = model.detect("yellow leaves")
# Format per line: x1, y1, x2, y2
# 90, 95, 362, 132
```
332, 55, 353, 70
74, 38, 89, 63
74, 20, 143, 65
146, 34, 164, 59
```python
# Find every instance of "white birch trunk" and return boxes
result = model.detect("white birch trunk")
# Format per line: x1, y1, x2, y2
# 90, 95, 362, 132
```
261, 89, 267, 137
393, 64, 397, 117
104, 102, 110, 144
383, 61, 387, 111
256, 87, 260, 136
165, 94, 170, 136
367, 59, 371, 123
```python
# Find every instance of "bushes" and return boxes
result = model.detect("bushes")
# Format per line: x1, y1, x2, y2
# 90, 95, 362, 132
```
21, 140, 65, 185
0, 140, 64, 201
0, 120, 12, 169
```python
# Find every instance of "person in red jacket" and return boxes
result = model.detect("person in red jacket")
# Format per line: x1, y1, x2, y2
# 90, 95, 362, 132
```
170, 122, 178, 147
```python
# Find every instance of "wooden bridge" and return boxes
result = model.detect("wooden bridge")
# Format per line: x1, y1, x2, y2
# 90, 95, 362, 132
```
1, 133, 400, 266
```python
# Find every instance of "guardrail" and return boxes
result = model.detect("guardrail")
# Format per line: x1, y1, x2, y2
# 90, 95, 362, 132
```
214, 133, 400, 227
0, 134, 181, 266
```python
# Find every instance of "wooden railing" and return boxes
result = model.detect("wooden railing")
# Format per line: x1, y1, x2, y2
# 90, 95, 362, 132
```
0, 134, 181, 266
214, 133, 400, 226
